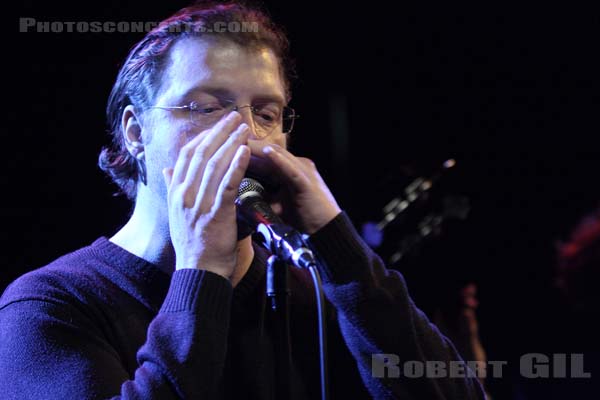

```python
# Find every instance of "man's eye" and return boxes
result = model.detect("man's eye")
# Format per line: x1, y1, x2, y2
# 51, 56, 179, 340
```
199, 105, 225, 114
199, 107, 221, 114
254, 105, 280, 123
190, 102, 224, 115
258, 112, 275, 122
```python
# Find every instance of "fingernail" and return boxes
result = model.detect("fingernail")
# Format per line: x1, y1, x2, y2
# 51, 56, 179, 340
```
236, 145, 249, 162
262, 145, 274, 154
234, 124, 249, 139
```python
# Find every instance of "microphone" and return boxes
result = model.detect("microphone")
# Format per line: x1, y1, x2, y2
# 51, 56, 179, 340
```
236, 178, 316, 269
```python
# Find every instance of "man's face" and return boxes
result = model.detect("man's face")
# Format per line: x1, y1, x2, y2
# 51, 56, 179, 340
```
140, 36, 288, 203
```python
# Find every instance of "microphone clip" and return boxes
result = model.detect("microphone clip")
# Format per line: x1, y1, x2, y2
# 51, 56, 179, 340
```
256, 222, 316, 270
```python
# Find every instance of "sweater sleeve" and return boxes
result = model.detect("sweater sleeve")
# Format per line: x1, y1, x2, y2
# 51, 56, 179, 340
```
307, 211, 486, 400
0, 269, 232, 400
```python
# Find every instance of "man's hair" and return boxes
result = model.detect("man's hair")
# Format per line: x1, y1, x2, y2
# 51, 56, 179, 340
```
99, 1, 293, 200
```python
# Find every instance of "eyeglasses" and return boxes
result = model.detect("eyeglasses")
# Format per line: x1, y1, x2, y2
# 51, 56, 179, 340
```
150, 100, 299, 137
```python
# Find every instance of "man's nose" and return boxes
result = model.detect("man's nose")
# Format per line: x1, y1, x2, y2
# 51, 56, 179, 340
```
235, 105, 269, 140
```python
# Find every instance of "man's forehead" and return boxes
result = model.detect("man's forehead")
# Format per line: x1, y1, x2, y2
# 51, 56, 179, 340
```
157, 37, 285, 104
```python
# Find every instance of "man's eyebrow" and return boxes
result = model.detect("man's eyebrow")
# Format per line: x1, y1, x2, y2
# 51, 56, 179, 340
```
179, 86, 232, 101
179, 86, 286, 105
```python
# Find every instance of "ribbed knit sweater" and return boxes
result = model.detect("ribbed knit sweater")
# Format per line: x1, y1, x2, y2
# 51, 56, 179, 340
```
0, 212, 484, 399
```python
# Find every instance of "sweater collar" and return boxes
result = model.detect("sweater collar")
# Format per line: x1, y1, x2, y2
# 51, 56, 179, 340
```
91, 237, 170, 312
90, 237, 270, 312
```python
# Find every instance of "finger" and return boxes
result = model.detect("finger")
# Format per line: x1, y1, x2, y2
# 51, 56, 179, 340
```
184, 119, 248, 199
262, 145, 312, 191
195, 123, 251, 212
172, 111, 243, 185
264, 144, 315, 174
170, 127, 212, 185
213, 145, 251, 214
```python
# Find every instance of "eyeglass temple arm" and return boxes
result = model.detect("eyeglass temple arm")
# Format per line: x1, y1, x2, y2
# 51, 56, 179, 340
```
150, 105, 191, 110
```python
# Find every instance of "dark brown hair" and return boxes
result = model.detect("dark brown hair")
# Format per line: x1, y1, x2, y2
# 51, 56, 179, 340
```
99, 1, 293, 199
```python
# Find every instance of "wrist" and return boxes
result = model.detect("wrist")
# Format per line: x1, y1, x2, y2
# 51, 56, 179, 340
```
175, 257, 235, 280
306, 206, 342, 234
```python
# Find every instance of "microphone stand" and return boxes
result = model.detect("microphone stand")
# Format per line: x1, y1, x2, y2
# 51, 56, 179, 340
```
266, 254, 292, 400
237, 179, 329, 399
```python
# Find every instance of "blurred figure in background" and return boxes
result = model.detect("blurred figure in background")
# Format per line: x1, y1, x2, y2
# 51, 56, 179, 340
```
516, 205, 600, 399
553, 204, 599, 393
433, 283, 491, 397
555, 205, 600, 317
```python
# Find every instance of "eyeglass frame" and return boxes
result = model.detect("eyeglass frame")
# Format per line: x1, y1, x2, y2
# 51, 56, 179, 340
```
149, 100, 299, 136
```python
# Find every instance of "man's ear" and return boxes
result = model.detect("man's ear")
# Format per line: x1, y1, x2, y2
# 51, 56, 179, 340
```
122, 105, 144, 160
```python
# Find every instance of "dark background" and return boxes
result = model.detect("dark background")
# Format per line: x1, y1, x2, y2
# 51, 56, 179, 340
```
5, 1, 600, 398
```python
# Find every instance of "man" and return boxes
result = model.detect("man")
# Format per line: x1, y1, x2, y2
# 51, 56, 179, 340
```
0, 3, 485, 399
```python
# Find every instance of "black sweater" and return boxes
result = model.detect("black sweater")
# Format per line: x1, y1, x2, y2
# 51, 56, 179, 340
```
0, 212, 485, 399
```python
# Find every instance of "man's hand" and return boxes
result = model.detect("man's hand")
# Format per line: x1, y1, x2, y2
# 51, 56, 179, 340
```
162, 112, 251, 279
254, 143, 342, 235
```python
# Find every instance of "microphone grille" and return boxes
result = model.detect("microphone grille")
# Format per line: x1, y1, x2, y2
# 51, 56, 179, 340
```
238, 177, 265, 199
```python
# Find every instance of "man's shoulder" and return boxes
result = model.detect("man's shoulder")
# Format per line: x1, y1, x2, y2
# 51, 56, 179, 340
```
0, 238, 109, 309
